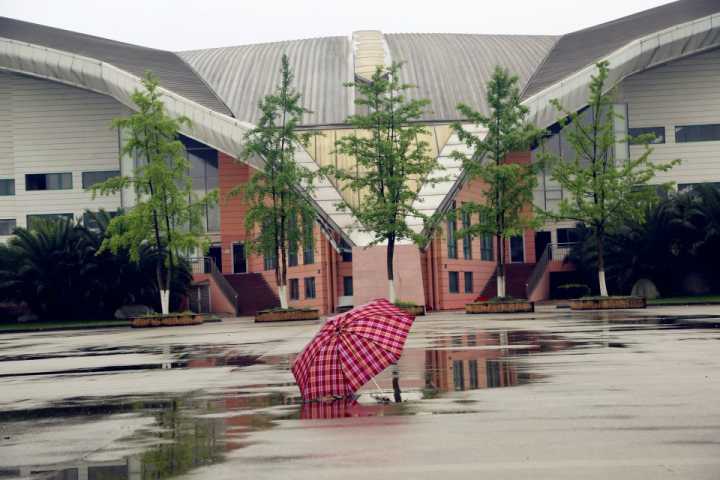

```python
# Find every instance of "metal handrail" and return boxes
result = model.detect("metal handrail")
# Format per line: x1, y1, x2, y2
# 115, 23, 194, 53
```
525, 242, 577, 298
190, 256, 238, 315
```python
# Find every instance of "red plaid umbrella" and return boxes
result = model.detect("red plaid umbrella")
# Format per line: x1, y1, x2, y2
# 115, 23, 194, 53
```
292, 298, 415, 401
300, 398, 388, 419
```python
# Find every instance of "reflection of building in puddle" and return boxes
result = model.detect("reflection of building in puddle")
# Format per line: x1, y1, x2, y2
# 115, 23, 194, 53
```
424, 331, 540, 393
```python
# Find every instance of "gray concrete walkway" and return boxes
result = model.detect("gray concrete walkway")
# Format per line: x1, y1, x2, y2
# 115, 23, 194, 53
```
1, 305, 719, 479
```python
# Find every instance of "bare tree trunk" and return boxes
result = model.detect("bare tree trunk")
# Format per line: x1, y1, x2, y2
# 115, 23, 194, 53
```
496, 234, 506, 298
596, 229, 608, 297
387, 234, 396, 303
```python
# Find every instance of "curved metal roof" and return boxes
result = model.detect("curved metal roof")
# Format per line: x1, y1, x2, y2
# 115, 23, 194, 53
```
385, 34, 557, 122
522, 0, 720, 99
179, 37, 354, 127
0, 16, 232, 116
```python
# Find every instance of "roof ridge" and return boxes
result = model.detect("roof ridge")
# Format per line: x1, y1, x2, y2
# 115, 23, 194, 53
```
179, 35, 350, 54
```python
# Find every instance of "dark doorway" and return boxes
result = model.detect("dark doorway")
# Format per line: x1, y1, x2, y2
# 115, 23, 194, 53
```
510, 236, 525, 263
535, 231, 552, 261
208, 245, 222, 272
233, 243, 247, 274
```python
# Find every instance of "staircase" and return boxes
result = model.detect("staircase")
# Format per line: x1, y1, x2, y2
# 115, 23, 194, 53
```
479, 263, 536, 299
223, 273, 280, 316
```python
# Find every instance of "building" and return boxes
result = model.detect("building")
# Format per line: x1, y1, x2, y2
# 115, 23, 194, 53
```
1, 0, 719, 314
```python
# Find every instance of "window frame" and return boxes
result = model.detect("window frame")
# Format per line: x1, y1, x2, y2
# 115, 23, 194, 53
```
0, 218, 16, 236
464, 271, 474, 294
0, 179, 15, 196
304, 277, 316, 299
449, 271, 459, 294
81, 170, 120, 189
289, 278, 300, 300
675, 123, 720, 143
25, 173, 73, 191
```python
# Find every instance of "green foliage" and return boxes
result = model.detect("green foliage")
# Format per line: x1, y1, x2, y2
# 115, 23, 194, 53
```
539, 62, 679, 295
330, 63, 440, 245
233, 55, 317, 297
0, 212, 190, 321
92, 72, 214, 300
452, 66, 545, 239
567, 186, 720, 295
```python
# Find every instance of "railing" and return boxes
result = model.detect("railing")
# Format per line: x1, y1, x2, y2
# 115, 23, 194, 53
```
525, 242, 577, 299
189, 256, 238, 315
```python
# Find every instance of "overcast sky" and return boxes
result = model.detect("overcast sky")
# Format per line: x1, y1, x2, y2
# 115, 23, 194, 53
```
1, 0, 675, 51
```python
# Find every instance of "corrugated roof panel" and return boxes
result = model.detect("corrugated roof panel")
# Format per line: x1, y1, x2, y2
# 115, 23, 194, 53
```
179, 37, 353, 126
385, 34, 558, 122
0, 16, 233, 116
522, 0, 720, 99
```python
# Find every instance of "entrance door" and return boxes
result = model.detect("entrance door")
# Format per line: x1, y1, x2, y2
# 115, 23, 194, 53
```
208, 245, 222, 272
535, 231, 551, 262
232, 243, 247, 274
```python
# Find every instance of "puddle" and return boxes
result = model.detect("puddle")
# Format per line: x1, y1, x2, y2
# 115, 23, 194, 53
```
1, 316, 715, 479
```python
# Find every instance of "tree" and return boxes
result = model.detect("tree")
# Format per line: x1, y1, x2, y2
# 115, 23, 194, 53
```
235, 55, 317, 309
451, 66, 544, 298
329, 62, 441, 303
540, 61, 678, 297
93, 73, 214, 314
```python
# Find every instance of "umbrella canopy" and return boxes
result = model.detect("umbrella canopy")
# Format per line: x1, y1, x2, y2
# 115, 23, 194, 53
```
292, 298, 415, 401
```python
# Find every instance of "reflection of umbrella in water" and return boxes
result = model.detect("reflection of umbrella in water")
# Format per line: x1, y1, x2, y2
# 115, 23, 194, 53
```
292, 299, 415, 401
300, 398, 389, 419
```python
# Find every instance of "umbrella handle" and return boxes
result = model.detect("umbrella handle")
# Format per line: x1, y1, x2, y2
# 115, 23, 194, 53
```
370, 377, 385, 396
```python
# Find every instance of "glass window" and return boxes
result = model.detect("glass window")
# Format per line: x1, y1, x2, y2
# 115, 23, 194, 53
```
461, 209, 472, 259
303, 215, 315, 264
510, 236, 524, 263
264, 251, 276, 271
0, 179, 15, 196
464, 272, 473, 293
481, 233, 494, 261
629, 127, 665, 144
343, 276, 353, 296
26, 213, 73, 230
0, 219, 16, 235
340, 239, 353, 262
82, 211, 117, 231
449, 271, 459, 293
675, 124, 720, 143
289, 278, 300, 300
181, 135, 220, 233
26, 173, 72, 191
452, 360, 464, 391
557, 228, 579, 244
288, 216, 298, 267
447, 205, 457, 259
262, 220, 277, 271
468, 360, 479, 389
233, 243, 247, 274
82, 170, 120, 189
304, 277, 316, 299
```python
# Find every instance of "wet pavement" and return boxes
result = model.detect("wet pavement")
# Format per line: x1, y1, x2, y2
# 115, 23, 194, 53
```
1, 305, 719, 479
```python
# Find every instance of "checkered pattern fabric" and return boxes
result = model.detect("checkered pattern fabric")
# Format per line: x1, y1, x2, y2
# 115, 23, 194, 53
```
292, 298, 415, 401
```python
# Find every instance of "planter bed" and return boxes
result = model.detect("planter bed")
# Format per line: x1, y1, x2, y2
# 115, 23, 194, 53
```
255, 308, 320, 323
396, 305, 425, 317
131, 313, 205, 328
466, 300, 534, 314
570, 296, 646, 310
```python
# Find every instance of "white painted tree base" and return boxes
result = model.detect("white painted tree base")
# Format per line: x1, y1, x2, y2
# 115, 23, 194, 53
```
160, 289, 170, 315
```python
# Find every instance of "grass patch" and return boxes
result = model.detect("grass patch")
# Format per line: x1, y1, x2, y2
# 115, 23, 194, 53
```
0, 319, 130, 333
648, 295, 720, 306
393, 300, 419, 308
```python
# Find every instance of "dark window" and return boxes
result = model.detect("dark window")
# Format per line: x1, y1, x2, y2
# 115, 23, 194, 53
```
343, 276, 353, 296
461, 209, 472, 259
629, 127, 665, 144
676, 124, 720, 143
0, 179, 15, 196
464, 272, 473, 293
26, 173, 72, 191
82, 211, 118, 231
449, 271, 459, 293
447, 205, 457, 259
468, 360, 479, 389
264, 251, 276, 271
678, 182, 720, 193
510, 236, 524, 263
340, 240, 353, 262
304, 277, 316, 299
182, 135, 220, 233
26, 213, 73, 230
232, 243, 247, 274
208, 245, 222, 272
452, 360, 464, 391
303, 215, 315, 264
82, 170, 120, 189
262, 220, 277, 270
289, 278, 300, 300
556, 228, 579, 244
0, 219, 16, 235
481, 233, 494, 261
288, 240, 298, 267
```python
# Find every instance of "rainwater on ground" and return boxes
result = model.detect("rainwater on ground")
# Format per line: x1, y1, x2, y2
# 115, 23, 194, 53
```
1, 306, 719, 479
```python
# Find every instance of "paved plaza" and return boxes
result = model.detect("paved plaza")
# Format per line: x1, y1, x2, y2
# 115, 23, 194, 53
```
1, 305, 719, 479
